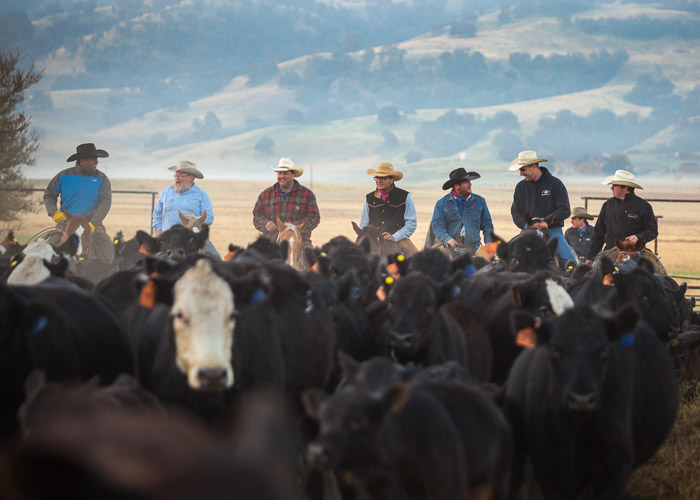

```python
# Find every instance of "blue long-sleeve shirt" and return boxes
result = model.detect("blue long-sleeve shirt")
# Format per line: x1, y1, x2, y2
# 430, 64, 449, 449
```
152, 184, 214, 232
359, 193, 417, 241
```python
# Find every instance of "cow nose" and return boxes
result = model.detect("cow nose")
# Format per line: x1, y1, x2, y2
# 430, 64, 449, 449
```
307, 442, 332, 468
167, 248, 186, 261
196, 366, 229, 390
568, 392, 596, 412
389, 331, 414, 350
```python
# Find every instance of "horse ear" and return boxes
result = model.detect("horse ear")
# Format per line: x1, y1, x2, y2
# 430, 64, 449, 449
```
276, 216, 285, 231
525, 212, 533, 227
297, 221, 306, 232
198, 210, 207, 223
351, 221, 362, 236
178, 209, 188, 225
359, 237, 371, 255
615, 237, 623, 249
371, 226, 382, 237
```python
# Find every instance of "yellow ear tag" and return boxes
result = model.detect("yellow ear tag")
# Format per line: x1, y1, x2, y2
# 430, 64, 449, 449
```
12, 237, 17, 243
320, 252, 327, 257
603, 273, 615, 287
11, 259, 18, 267
516, 327, 537, 350
113, 239, 119, 245
397, 254, 405, 262
139, 280, 156, 309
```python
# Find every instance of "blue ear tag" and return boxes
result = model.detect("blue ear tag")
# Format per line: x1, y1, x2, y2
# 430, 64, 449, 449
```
618, 333, 635, 346
31, 316, 48, 335
463, 264, 476, 277
305, 289, 314, 314
250, 288, 266, 304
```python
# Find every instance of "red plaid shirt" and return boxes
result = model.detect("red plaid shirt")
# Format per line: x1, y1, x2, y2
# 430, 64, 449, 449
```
253, 180, 320, 244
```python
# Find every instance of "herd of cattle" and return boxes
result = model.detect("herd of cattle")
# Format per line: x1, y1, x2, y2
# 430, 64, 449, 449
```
1, 223, 699, 500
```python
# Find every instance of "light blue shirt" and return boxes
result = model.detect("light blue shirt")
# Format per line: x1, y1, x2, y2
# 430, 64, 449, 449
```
152, 184, 214, 232
359, 193, 417, 241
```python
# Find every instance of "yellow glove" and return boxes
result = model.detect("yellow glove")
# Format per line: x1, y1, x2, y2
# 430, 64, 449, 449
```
52, 211, 67, 223
89, 222, 96, 233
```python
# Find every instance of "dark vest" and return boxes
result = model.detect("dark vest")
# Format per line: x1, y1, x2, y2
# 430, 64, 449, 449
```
365, 187, 409, 235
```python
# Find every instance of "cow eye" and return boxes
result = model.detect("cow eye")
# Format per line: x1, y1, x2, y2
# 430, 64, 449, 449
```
171, 310, 189, 325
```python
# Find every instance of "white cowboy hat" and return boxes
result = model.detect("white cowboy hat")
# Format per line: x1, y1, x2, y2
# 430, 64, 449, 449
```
602, 169, 643, 189
508, 150, 548, 171
271, 157, 303, 177
366, 162, 403, 181
168, 160, 203, 179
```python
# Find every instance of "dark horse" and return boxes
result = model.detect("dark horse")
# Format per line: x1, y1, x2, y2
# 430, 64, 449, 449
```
352, 222, 403, 257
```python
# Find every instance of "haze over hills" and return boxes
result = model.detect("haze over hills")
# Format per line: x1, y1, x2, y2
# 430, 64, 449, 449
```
4, 0, 700, 183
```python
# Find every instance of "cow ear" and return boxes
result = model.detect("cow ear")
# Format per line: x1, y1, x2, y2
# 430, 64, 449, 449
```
43, 256, 69, 277
277, 239, 289, 260
351, 221, 362, 236
301, 388, 323, 420
598, 256, 616, 283
438, 275, 460, 304
547, 236, 558, 258
136, 230, 159, 253
359, 237, 371, 255
380, 381, 410, 414
637, 257, 655, 275
510, 309, 545, 345
336, 268, 360, 302
338, 350, 360, 383
496, 238, 510, 262
608, 303, 640, 341
195, 225, 210, 249
56, 234, 79, 257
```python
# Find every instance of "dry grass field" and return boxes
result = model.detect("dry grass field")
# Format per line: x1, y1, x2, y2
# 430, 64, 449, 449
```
11, 178, 700, 278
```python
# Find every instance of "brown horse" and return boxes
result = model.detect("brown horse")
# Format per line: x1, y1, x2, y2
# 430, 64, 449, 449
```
61, 210, 95, 257
276, 216, 306, 270
178, 209, 207, 233
352, 222, 403, 256
614, 237, 644, 263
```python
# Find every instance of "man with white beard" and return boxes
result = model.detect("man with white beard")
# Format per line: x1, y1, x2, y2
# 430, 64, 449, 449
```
152, 160, 220, 257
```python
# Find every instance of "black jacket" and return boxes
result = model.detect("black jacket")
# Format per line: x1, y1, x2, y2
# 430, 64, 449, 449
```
586, 192, 658, 260
565, 222, 594, 262
511, 167, 571, 229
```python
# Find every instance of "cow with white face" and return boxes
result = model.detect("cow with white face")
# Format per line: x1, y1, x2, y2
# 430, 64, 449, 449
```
6, 237, 78, 285
171, 258, 236, 391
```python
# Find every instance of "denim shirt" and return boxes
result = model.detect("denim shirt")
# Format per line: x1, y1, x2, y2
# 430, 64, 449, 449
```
431, 192, 494, 246
152, 184, 214, 232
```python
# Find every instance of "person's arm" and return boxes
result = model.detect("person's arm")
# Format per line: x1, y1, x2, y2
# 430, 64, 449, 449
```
252, 192, 269, 232
43, 172, 61, 217
359, 200, 370, 229
511, 185, 527, 230
152, 191, 165, 233
586, 204, 606, 261
481, 199, 494, 243
392, 194, 417, 241
637, 203, 658, 244
298, 190, 320, 239
201, 191, 214, 226
91, 175, 112, 226
430, 199, 451, 245
551, 181, 571, 227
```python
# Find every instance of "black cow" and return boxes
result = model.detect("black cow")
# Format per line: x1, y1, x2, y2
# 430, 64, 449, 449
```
0, 280, 133, 437
338, 354, 513, 500
302, 381, 467, 500
135, 224, 210, 263
505, 304, 678, 499
494, 229, 560, 273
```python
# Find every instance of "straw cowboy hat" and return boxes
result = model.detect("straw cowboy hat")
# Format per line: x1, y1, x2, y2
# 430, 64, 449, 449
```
168, 160, 203, 179
67, 143, 109, 162
271, 157, 303, 177
508, 150, 548, 171
367, 162, 403, 181
442, 167, 481, 190
602, 169, 643, 189
571, 206, 594, 220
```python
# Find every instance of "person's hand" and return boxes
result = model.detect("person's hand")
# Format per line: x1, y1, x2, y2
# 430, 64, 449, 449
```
265, 221, 277, 232
584, 260, 593, 266
154, 229, 163, 237
88, 222, 95, 233
446, 239, 457, 248
52, 210, 66, 223
625, 235, 638, 243
531, 220, 548, 230
381, 232, 395, 242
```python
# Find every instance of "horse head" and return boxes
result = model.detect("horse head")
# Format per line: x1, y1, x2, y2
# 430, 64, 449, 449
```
178, 209, 207, 233
61, 209, 94, 257
614, 237, 643, 263
276, 216, 306, 270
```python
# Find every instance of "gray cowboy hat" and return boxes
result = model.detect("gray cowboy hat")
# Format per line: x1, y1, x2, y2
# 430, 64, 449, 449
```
442, 167, 481, 190
571, 207, 594, 220
66, 143, 109, 162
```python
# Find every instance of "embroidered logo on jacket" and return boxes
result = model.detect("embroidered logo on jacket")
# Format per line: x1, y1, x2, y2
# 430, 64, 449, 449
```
627, 213, 638, 219
541, 189, 551, 196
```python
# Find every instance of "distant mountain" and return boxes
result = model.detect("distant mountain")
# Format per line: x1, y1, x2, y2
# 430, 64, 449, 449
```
10, 0, 700, 181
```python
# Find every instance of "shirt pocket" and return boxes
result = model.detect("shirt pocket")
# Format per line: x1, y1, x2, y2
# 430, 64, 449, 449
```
443, 205, 461, 225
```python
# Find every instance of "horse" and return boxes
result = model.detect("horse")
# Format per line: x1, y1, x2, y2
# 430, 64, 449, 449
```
613, 237, 644, 264
276, 216, 306, 270
178, 209, 207, 233
61, 210, 95, 257
351, 222, 403, 257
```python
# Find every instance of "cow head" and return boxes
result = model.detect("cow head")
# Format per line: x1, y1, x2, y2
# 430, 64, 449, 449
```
511, 304, 640, 413
495, 230, 558, 273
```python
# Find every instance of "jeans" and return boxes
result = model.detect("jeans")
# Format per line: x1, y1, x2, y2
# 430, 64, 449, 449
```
548, 227, 578, 266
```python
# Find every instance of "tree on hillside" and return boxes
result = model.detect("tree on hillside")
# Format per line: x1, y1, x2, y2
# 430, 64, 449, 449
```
0, 50, 43, 224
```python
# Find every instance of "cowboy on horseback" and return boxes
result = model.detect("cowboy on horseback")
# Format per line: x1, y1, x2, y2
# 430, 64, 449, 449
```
42, 143, 115, 262
428, 167, 494, 258
359, 162, 418, 257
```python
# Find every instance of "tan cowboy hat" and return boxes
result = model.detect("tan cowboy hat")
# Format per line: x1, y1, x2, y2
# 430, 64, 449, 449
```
67, 143, 109, 162
508, 150, 548, 171
571, 207, 594, 220
271, 157, 303, 177
168, 160, 203, 179
602, 169, 643, 189
366, 162, 403, 181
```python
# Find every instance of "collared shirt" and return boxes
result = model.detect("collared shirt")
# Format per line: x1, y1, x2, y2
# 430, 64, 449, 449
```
253, 180, 320, 242
359, 192, 417, 241
152, 184, 214, 232
43, 164, 112, 226
431, 191, 494, 246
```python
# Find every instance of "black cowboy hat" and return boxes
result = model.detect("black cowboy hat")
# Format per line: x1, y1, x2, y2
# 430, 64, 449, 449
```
67, 143, 109, 162
442, 167, 481, 190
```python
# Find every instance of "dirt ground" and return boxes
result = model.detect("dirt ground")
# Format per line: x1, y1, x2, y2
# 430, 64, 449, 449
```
13, 178, 700, 277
